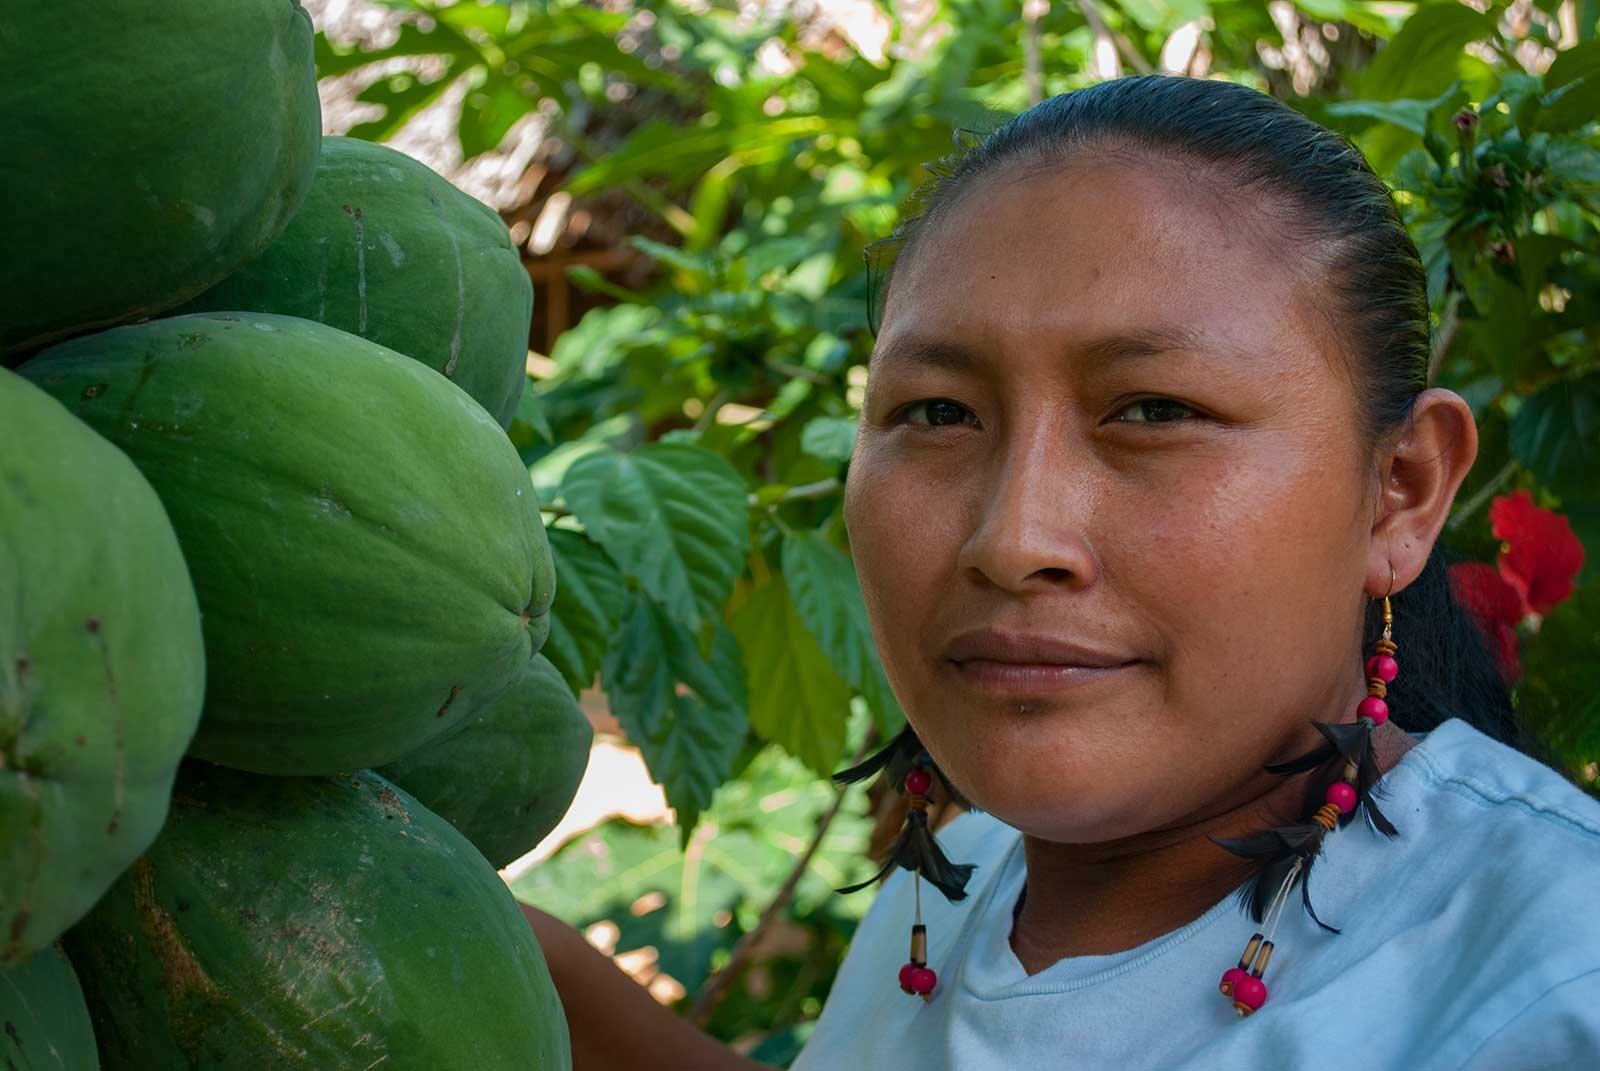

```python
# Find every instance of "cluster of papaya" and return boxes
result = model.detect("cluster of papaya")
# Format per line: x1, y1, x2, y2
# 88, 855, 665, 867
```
2, 4, 589, 1068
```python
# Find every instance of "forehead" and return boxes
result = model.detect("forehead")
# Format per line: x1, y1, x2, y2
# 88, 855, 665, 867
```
875, 152, 1328, 370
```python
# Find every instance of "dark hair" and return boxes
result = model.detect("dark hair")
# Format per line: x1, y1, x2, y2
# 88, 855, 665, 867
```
863, 73, 1566, 771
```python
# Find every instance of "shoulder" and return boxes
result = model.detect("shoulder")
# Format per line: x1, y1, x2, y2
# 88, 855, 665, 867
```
1380, 718, 1600, 1067
1396, 716, 1600, 849
1393, 717, 1600, 928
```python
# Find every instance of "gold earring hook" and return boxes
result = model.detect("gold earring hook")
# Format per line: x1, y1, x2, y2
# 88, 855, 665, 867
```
1381, 563, 1395, 641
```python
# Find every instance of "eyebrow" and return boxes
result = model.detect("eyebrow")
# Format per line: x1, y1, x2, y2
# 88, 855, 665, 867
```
870, 325, 1215, 374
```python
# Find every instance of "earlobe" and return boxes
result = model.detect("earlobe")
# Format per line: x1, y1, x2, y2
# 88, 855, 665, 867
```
1366, 388, 1479, 596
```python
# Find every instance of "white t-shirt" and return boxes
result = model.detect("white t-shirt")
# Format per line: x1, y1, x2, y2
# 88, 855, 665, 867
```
789, 717, 1600, 1070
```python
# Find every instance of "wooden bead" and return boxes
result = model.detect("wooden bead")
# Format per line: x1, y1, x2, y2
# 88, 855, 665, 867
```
1367, 679, 1387, 698
1311, 802, 1340, 831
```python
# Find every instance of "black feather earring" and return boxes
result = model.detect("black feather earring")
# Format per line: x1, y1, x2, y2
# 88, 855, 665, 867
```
831, 726, 978, 1001
1207, 566, 1405, 1019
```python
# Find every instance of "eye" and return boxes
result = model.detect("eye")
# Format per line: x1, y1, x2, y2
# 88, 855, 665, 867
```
1111, 396, 1201, 424
892, 398, 976, 429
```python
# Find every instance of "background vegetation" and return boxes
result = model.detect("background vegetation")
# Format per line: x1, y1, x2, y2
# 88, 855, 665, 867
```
317, 0, 1599, 1061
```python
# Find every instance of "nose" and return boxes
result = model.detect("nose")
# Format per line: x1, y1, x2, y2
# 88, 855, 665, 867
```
955, 425, 1100, 593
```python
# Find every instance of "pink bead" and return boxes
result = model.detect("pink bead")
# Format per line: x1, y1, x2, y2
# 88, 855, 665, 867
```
905, 768, 932, 795
899, 962, 920, 991
1357, 696, 1389, 725
1366, 654, 1398, 683
1233, 975, 1268, 1011
1219, 967, 1249, 996
909, 966, 938, 994
1325, 781, 1357, 813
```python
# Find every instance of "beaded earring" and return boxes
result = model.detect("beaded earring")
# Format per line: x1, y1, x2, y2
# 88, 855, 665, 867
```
831, 726, 978, 1001
1207, 564, 1404, 1017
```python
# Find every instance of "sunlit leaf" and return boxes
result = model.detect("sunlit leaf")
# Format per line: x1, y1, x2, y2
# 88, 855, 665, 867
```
601, 593, 751, 845
729, 575, 853, 777
782, 531, 906, 737
560, 443, 750, 634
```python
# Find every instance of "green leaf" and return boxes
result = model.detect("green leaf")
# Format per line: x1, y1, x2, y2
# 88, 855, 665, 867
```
314, 23, 473, 79
781, 531, 906, 737
1545, 136, 1600, 190
511, 377, 553, 445
728, 576, 853, 778
346, 67, 466, 143
560, 443, 750, 634
601, 594, 751, 846
1290, 0, 1403, 36
1318, 92, 1446, 136
1352, 4, 1497, 102
509, 740, 878, 994
1509, 374, 1600, 505
799, 416, 858, 463
627, 236, 716, 281
460, 70, 538, 159
542, 529, 629, 698
1454, 256, 1531, 383
549, 304, 663, 379
742, 237, 817, 279
514, 818, 738, 993
1540, 76, 1600, 133
1518, 581, 1600, 763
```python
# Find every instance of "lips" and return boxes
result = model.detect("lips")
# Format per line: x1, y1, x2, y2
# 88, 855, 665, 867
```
944, 626, 1135, 668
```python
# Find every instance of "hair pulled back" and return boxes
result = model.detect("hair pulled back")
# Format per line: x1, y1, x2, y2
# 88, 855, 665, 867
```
864, 73, 1554, 762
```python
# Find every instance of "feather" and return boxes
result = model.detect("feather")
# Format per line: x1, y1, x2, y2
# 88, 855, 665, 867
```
831, 724, 920, 787
1262, 713, 1378, 776
1353, 730, 1400, 838
1305, 717, 1400, 839
833, 806, 978, 902
1209, 821, 1341, 934
829, 724, 982, 812
1314, 716, 1376, 764
1212, 712, 1410, 935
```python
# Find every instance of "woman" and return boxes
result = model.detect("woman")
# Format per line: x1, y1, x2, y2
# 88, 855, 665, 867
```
522, 73, 1600, 1069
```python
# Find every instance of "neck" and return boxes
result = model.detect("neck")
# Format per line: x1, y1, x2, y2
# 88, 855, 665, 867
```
1007, 716, 1419, 976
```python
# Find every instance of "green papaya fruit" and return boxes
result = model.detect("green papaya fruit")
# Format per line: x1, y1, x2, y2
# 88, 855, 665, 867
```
379, 654, 593, 870
0, 1, 320, 360
0, 942, 100, 1070
63, 762, 571, 1070
20, 313, 553, 775
176, 136, 533, 428
1, 370, 205, 964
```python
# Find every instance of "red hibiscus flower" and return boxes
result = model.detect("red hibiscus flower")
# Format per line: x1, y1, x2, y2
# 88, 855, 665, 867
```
1448, 560, 1524, 683
1489, 489, 1586, 616
1447, 489, 1586, 685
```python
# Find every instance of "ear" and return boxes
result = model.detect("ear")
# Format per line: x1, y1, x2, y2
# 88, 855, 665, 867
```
1368, 388, 1479, 597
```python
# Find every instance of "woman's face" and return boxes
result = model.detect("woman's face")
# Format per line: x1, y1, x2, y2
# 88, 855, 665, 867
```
845, 152, 1383, 844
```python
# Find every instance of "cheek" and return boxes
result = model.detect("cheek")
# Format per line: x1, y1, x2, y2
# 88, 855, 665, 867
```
1110, 438, 1365, 703
844, 443, 961, 684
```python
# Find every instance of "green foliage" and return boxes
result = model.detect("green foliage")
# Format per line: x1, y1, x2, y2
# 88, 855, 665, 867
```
1519, 581, 1600, 760
510, 721, 879, 1025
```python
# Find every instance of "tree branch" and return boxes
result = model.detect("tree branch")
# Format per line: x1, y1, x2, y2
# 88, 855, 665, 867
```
1448, 458, 1518, 532
1429, 289, 1463, 386
1076, 0, 1153, 74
